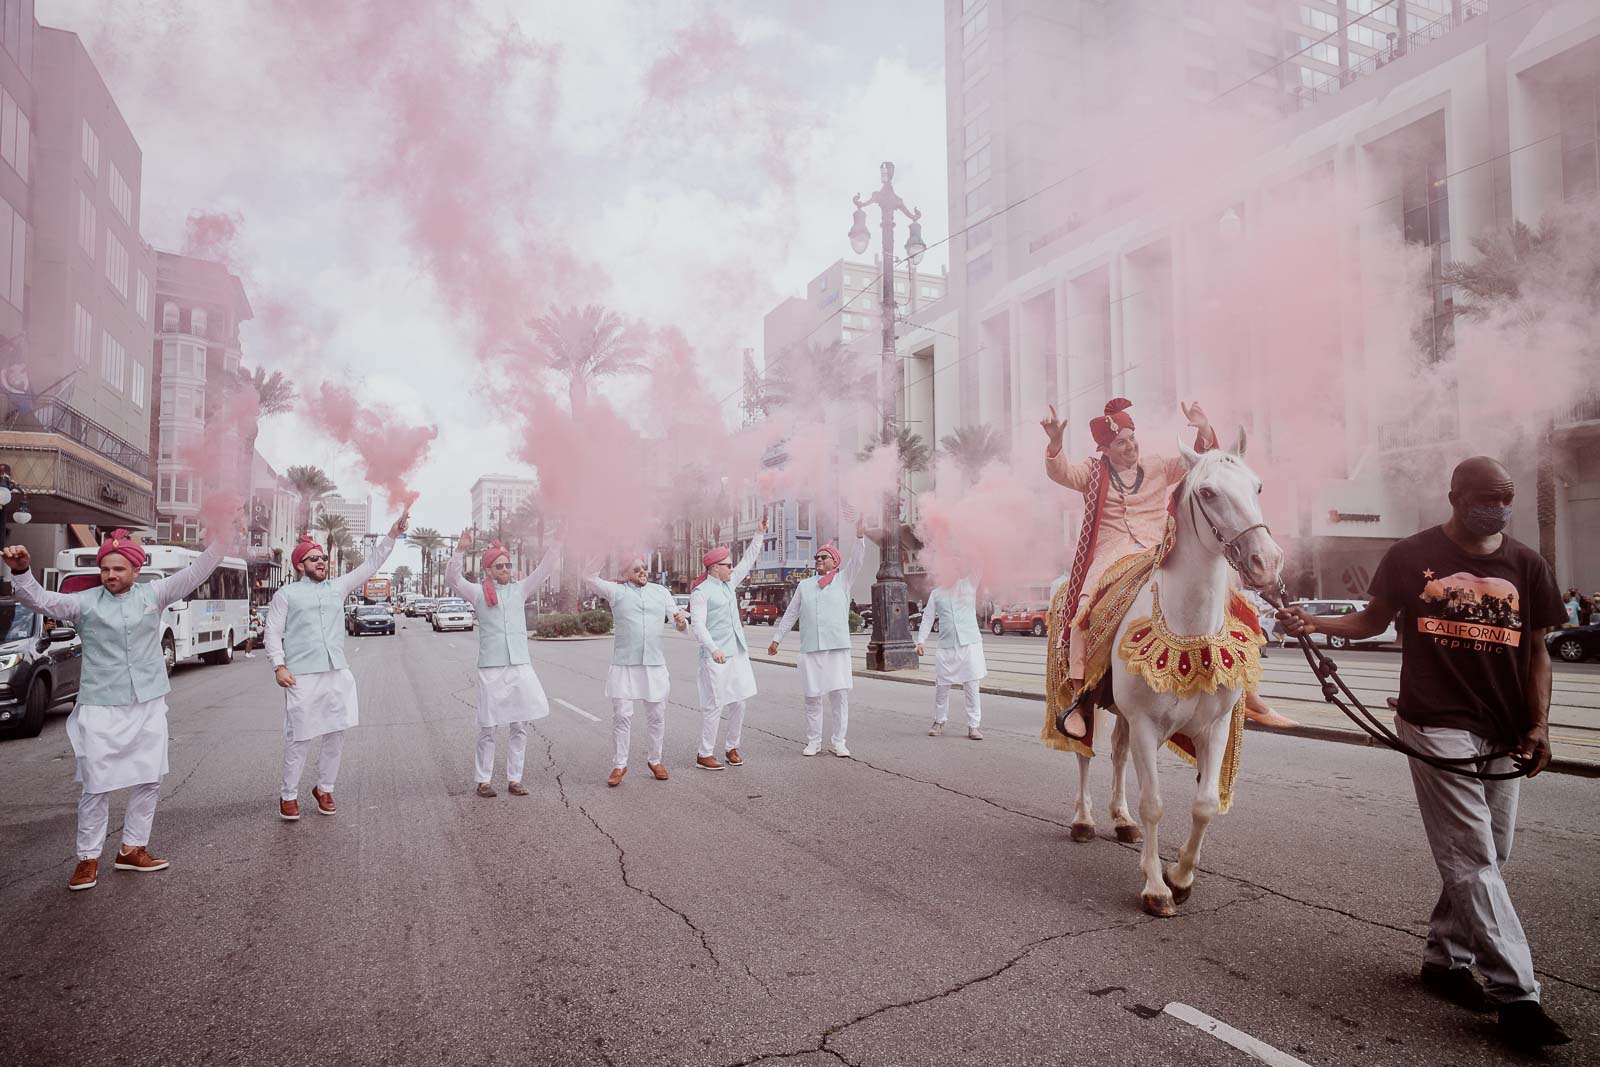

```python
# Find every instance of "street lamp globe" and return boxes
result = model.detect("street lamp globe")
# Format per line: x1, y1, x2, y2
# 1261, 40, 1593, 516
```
0, 486, 11, 507
13, 505, 30, 525
848, 207, 870, 255
905, 220, 926, 266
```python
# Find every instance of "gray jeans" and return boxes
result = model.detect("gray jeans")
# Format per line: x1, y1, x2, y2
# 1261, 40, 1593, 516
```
1398, 717, 1539, 1004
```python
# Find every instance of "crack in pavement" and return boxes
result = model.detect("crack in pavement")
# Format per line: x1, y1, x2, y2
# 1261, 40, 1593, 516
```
723, 895, 1260, 1067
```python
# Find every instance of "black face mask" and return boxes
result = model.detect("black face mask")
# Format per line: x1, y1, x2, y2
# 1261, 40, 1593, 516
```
1464, 504, 1512, 536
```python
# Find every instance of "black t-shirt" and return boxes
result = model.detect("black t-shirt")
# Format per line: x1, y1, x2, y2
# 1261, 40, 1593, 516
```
1369, 526, 1565, 744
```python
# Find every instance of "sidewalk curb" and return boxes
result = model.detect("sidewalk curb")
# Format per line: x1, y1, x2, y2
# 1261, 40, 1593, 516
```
747, 656, 1600, 778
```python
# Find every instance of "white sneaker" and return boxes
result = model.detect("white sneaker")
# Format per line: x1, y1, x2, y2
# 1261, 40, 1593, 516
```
967, 727, 984, 741
802, 740, 822, 756
928, 721, 945, 736
831, 742, 851, 758
244, 652, 256, 659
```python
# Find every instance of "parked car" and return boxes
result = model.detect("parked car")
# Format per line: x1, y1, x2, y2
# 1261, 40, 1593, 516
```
1273, 599, 1399, 650
990, 603, 1050, 637
742, 601, 782, 625
407, 598, 436, 619
1548, 622, 1600, 664
0, 600, 83, 739
346, 605, 396, 637
432, 599, 475, 632
672, 594, 692, 624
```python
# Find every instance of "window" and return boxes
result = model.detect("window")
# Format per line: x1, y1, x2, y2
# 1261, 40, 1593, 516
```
798, 502, 810, 530
963, 108, 990, 151
74, 304, 94, 363
136, 271, 150, 320
1300, 5, 1338, 33
77, 189, 96, 258
101, 331, 127, 390
191, 386, 206, 418
967, 250, 993, 283
1560, 79, 1598, 203
962, 5, 988, 48
921, 283, 940, 298
108, 163, 132, 223
1402, 146, 1454, 362
156, 521, 172, 543
1297, 35, 1340, 65
965, 179, 992, 216
104, 232, 129, 298
191, 307, 208, 336
81, 119, 100, 177
0, 87, 28, 181
162, 302, 178, 331
131, 362, 147, 409
0, 194, 19, 309
160, 380, 175, 415
964, 143, 991, 184
966, 219, 992, 247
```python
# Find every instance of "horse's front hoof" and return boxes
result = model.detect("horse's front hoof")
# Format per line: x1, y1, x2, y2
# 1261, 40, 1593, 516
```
1141, 892, 1179, 918
1163, 865, 1193, 905
1113, 823, 1143, 845
1069, 822, 1097, 843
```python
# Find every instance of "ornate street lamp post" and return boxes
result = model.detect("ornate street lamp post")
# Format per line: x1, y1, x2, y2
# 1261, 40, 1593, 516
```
849, 161, 926, 671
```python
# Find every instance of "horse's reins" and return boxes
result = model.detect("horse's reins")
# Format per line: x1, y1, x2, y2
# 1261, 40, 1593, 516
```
1188, 489, 1528, 781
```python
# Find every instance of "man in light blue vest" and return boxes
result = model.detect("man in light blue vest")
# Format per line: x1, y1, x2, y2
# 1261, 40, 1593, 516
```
586, 556, 687, 787
688, 513, 767, 770
5, 528, 230, 891
264, 510, 408, 821
768, 516, 867, 757
916, 572, 987, 740
446, 530, 560, 797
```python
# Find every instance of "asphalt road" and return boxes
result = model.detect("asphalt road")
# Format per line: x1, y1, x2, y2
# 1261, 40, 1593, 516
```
2, 620, 1597, 1066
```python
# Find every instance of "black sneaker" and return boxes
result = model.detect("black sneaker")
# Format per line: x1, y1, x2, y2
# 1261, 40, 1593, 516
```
1497, 1000, 1572, 1048
1419, 965, 1493, 1013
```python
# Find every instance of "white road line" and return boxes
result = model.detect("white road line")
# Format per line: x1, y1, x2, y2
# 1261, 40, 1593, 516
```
1163, 1003, 1311, 1067
554, 698, 600, 722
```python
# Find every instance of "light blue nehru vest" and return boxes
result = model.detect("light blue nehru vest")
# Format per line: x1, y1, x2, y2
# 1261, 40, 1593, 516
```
475, 580, 531, 668
608, 582, 674, 666
797, 575, 853, 653
74, 583, 172, 706
931, 583, 982, 649
698, 578, 747, 658
280, 576, 349, 675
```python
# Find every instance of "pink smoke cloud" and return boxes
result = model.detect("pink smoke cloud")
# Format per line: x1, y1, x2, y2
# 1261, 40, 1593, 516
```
303, 383, 438, 510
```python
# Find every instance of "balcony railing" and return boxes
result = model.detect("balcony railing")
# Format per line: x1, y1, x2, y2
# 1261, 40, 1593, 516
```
0, 394, 152, 478
1555, 389, 1600, 428
1290, 1, 1490, 112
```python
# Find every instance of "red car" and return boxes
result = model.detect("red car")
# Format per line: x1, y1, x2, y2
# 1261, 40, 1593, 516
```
742, 601, 782, 625
990, 603, 1049, 637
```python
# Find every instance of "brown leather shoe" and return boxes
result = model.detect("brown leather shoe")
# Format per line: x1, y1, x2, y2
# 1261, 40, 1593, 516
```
69, 858, 98, 891
724, 748, 743, 766
476, 782, 498, 798
696, 754, 725, 771
507, 780, 529, 796
113, 845, 169, 873
279, 797, 301, 821
607, 766, 627, 787
647, 761, 669, 781
311, 786, 336, 815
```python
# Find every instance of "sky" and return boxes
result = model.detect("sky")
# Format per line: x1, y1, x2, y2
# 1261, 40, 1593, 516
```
39, 0, 949, 574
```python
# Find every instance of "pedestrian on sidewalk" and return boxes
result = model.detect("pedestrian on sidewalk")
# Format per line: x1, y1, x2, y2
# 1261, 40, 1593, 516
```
1280, 456, 1570, 1050
265, 510, 409, 822
916, 571, 987, 740
446, 530, 560, 798
4, 527, 232, 891
585, 556, 687, 786
688, 514, 766, 771
767, 516, 868, 758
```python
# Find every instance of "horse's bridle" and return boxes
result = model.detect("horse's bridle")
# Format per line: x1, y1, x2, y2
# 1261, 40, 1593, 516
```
1187, 488, 1271, 580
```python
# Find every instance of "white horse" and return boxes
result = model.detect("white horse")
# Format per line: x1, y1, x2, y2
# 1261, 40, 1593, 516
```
1071, 431, 1283, 917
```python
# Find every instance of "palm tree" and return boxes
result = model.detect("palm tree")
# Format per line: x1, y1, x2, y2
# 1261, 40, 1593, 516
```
392, 564, 413, 593
527, 304, 647, 412
343, 547, 364, 572
939, 424, 1008, 486
1442, 210, 1600, 571
410, 527, 445, 596
222, 365, 297, 524
858, 427, 931, 475
286, 465, 336, 535
763, 341, 872, 418
314, 511, 350, 573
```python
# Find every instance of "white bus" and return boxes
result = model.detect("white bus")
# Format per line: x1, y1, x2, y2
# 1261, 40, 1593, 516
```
50, 545, 251, 672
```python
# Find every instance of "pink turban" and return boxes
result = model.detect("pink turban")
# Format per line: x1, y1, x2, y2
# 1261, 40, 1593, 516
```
96, 529, 147, 570
291, 535, 326, 569
481, 541, 511, 607
691, 545, 731, 591
1090, 398, 1135, 450
816, 543, 841, 589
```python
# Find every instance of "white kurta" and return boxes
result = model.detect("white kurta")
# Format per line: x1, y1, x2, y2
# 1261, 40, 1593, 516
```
476, 664, 551, 728
697, 653, 758, 709
796, 649, 853, 698
67, 697, 170, 794
933, 643, 988, 686
283, 668, 360, 742
606, 664, 671, 703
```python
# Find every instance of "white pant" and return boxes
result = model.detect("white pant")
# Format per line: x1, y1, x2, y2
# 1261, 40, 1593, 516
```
281, 724, 346, 801
698, 700, 746, 758
1399, 718, 1540, 1004
804, 691, 849, 746
612, 699, 665, 768
934, 681, 982, 729
77, 782, 160, 860
476, 722, 529, 783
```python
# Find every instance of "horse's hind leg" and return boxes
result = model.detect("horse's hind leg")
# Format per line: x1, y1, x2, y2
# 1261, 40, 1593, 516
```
1108, 711, 1141, 843
1164, 711, 1230, 907
1070, 751, 1096, 842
